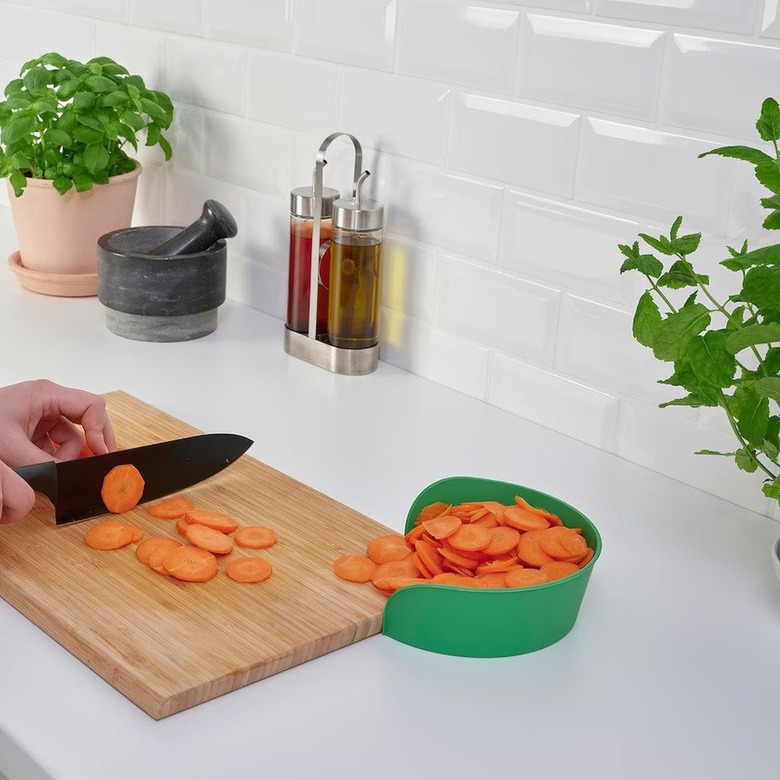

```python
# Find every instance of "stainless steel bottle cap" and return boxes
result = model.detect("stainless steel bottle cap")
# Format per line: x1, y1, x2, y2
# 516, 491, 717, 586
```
332, 197, 384, 232
290, 186, 340, 219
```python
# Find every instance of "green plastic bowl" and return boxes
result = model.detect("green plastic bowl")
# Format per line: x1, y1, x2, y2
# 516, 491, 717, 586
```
382, 477, 602, 657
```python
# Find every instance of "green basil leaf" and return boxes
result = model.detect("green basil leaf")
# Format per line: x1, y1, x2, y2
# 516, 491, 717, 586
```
22, 66, 50, 93
84, 143, 109, 174
85, 75, 117, 93
158, 133, 172, 161
52, 175, 72, 195
56, 79, 80, 100
140, 97, 166, 121
40, 52, 68, 68
100, 91, 128, 107
73, 173, 93, 192
8, 169, 27, 197
72, 125, 104, 144
4, 79, 24, 98
121, 111, 144, 131
2, 114, 35, 145
73, 92, 97, 110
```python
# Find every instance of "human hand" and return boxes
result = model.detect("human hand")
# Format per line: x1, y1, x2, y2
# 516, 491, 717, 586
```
0, 461, 35, 524
0, 380, 117, 468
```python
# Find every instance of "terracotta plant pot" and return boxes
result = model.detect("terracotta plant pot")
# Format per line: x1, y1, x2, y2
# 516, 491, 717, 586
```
6, 163, 142, 297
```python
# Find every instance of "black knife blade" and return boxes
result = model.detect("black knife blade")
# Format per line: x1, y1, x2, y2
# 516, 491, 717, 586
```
13, 433, 253, 525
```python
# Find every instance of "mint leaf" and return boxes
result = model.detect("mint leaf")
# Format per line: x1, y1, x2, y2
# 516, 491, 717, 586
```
755, 160, 780, 194
736, 388, 770, 446
657, 260, 709, 289
652, 304, 711, 361
687, 331, 737, 388
695, 449, 736, 456
670, 233, 702, 256
632, 291, 662, 348
763, 211, 780, 230
720, 242, 780, 271
620, 254, 663, 277
698, 145, 775, 165
725, 322, 780, 354
762, 476, 780, 500
639, 233, 675, 255
736, 448, 759, 473
734, 266, 780, 312
670, 216, 683, 240
659, 394, 710, 408
755, 377, 780, 403
757, 97, 780, 142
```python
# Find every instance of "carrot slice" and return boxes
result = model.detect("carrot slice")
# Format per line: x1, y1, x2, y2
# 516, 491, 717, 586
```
471, 572, 507, 589
442, 561, 474, 577
136, 537, 182, 566
517, 530, 555, 568
506, 568, 550, 588
447, 524, 491, 552
185, 524, 233, 555
578, 548, 595, 568
148, 544, 178, 575
183, 509, 238, 534
147, 496, 194, 520
367, 534, 411, 565
414, 539, 444, 576
163, 546, 218, 582
101, 464, 145, 514
471, 514, 499, 528
439, 546, 480, 569
372, 557, 419, 585
85, 520, 134, 550
513, 495, 562, 525
410, 551, 434, 579
404, 524, 428, 544
175, 515, 191, 537
539, 527, 588, 561
126, 524, 144, 543
234, 526, 277, 550
502, 505, 550, 532
482, 526, 521, 557
334, 555, 377, 583
475, 557, 520, 575
226, 557, 272, 584
372, 576, 425, 592
430, 572, 474, 586
415, 501, 450, 525
540, 561, 580, 582
421, 514, 461, 540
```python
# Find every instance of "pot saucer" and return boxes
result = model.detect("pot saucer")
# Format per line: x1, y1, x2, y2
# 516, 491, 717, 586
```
7, 251, 97, 297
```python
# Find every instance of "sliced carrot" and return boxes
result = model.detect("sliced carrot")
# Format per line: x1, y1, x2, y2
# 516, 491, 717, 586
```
442, 561, 474, 577
514, 495, 562, 525
367, 534, 412, 565
415, 501, 451, 525
482, 526, 521, 557
85, 520, 134, 550
176, 515, 191, 537
539, 527, 588, 561
126, 524, 144, 543
136, 537, 182, 566
334, 555, 377, 583
471, 572, 507, 589
185, 523, 233, 555
234, 526, 277, 550
439, 546, 480, 569
471, 514, 499, 528
146, 496, 194, 520
405, 524, 428, 544
517, 530, 555, 568
481, 501, 506, 522
372, 557, 420, 583
148, 544, 177, 575
183, 509, 238, 534
447, 523, 491, 552
431, 572, 473, 587
226, 557, 272, 584
410, 551, 434, 579
414, 539, 444, 576
101, 464, 145, 514
475, 557, 520, 575
540, 561, 580, 582
442, 544, 489, 562
502, 505, 550, 532
578, 548, 595, 568
506, 568, 550, 588
78, 440, 95, 458
163, 546, 218, 582
372, 576, 426, 592
421, 514, 461, 540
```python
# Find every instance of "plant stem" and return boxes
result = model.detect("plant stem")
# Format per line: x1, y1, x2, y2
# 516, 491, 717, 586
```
719, 390, 777, 479
645, 274, 677, 313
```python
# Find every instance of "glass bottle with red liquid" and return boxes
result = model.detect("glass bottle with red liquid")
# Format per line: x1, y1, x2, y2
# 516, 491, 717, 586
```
286, 185, 340, 335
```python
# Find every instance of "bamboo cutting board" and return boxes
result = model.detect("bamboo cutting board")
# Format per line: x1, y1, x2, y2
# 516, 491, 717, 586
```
0, 391, 392, 719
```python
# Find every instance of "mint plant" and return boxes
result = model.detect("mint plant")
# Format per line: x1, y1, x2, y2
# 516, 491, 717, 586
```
620, 98, 780, 503
0, 52, 173, 197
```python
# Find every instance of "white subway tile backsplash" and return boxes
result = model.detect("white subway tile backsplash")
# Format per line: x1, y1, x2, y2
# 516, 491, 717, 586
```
294, 0, 395, 71
662, 35, 780, 140
396, 0, 519, 92
595, 0, 758, 35
387, 160, 504, 263
488, 353, 620, 450
130, 0, 203, 36
242, 190, 290, 273
436, 256, 560, 363
205, 113, 289, 196
342, 72, 451, 166
517, 15, 664, 121
380, 308, 490, 400
380, 237, 437, 321
500, 190, 640, 306
557, 294, 680, 407
169, 104, 206, 174
36, 11, 95, 62
577, 118, 733, 234
95, 23, 165, 88
3, 0, 127, 22
502, 0, 590, 11
227, 252, 287, 319
165, 37, 247, 117
617, 398, 771, 514
762, 2, 780, 39
206, 0, 292, 52
451, 94, 579, 197
249, 53, 341, 136
0, 6, 38, 62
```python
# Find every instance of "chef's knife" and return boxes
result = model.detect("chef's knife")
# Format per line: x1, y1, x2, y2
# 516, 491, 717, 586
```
13, 433, 253, 525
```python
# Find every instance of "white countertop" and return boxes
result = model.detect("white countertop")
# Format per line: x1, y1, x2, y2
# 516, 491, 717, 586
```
1, 281, 780, 780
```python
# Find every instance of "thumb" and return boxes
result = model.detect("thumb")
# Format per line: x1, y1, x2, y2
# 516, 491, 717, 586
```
0, 462, 36, 524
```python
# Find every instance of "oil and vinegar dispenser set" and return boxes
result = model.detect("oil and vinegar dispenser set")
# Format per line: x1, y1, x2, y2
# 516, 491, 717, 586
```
283, 132, 383, 375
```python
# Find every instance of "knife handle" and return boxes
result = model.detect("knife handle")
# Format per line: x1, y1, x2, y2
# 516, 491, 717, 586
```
14, 461, 58, 503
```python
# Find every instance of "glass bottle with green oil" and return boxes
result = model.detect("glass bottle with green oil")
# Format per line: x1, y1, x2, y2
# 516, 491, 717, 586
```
328, 172, 384, 350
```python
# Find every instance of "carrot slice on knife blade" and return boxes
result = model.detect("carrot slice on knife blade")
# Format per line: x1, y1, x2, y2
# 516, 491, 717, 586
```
146, 496, 194, 520
101, 464, 145, 514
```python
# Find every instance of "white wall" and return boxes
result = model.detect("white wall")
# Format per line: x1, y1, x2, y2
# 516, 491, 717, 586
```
1, 0, 778, 516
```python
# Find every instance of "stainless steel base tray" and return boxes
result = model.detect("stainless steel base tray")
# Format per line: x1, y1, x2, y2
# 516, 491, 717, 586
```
284, 327, 379, 375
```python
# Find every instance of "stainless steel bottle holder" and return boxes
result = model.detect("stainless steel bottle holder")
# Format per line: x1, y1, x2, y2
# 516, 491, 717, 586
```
284, 132, 380, 375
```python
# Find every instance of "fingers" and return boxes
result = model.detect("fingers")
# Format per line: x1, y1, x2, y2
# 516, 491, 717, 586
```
43, 416, 83, 461
0, 461, 36, 524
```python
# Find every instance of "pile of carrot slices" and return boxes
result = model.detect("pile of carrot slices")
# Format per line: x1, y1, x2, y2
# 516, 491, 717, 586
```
85, 493, 277, 585
334, 496, 595, 594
